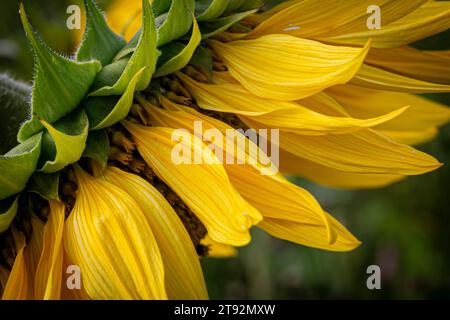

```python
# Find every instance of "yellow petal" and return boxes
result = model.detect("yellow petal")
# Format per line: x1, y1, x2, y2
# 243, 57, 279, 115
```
325, 1, 450, 48
207, 36, 370, 101
278, 128, 441, 175
178, 73, 406, 135
102, 166, 208, 300
366, 47, 450, 85
376, 128, 439, 146
250, 0, 425, 39
350, 64, 450, 93
23, 215, 45, 295
2, 230, 31, 300
280, 149, 405, 189
201, 235, 237, 258
258, 214, 361, 252
34, 200, 65, 300
123, 122, 261, 246
327, 84, 450, 131
64, 165, 167, 299
144, 99, 355, 249
106, 0, 141, 40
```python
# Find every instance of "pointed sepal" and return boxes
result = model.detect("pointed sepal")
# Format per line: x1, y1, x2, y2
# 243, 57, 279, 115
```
200, 9, 257, 39
82, 130, 110, 170
18, 2, 101, 140
157, 0, 195, 46
27, 172, 60, 201
76, 0, 126, 66
0, 195, 19, 233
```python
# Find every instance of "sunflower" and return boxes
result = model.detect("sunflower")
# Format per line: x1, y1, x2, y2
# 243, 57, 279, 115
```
0, 0, 449, 300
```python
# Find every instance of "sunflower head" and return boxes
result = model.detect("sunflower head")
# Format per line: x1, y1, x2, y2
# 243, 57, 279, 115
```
0, 0, 449, 299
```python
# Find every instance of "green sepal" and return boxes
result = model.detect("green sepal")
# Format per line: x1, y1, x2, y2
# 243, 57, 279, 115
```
200, 9, 258, 39
188, 46, 213, 80
225, 0, 247, 13
196, 0, 228, 21
0, 133, 42, 200
236, 0, 264, 11
76, 0, 126, 66
18, 3, 101, 141
89, 0, 158, 96
152, 0, 172, 16
84, 67, 145, 129
82, 130, 110, 170
0, 195, 19, 233
157, 0, 195, 46
154, 18, 201, 77
0, 74, 31, 155
27, 172, 60, 201
38, 109, 89, 173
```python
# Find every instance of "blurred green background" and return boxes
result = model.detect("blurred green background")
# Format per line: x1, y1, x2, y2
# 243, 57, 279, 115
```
1, 0, 449, 299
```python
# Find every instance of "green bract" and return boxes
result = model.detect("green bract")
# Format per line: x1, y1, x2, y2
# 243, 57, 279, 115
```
0, 0, 264, 233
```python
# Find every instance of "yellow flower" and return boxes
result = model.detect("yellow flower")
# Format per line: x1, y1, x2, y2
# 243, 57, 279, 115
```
2, 0, 450, 300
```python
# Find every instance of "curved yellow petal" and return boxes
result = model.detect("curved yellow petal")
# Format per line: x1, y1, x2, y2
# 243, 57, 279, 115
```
259, 214, 361, 252
277, 128, 441, 175
23, 215, 45, 296
178, 73, 406, 135
327, 84, 450, 132
325, 1, 450, 48
280, 149, 405, 189
351, 64, 450, 93
106, 0, 142, 40
250, 0, 425, 40
366, 47, 450, 85
143, 99, 355, 250
123, 122, 261, 246
34, 200, 65, 300
377, 128, 439, 146
207, 36, 370, 101
64, 165, 167, 300
2, 230, 31, 300
102, 166, 208, 300
201, 235, 237, 258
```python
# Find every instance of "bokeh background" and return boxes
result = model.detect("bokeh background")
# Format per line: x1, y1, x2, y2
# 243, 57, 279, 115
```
1, 0, 449, 299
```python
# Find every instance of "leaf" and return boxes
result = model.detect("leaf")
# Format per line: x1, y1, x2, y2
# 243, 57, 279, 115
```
82, 130, 110, 170
196, 0, 228, 21
0, 133, 42, 200
200, 9, 258, 39
0, 195, 19, 233
225, 0, 247, 13
157, 0, 195, 46
18, 3, 101, 141
38, 109, 89, 173
76, 0, 126, 66
154, 18, 201, 77
236, 0, 264, 11
0, 74, 31, 155
189, 46, 213, 79
84, 67, 145, 129
27, 172, 60, 200
89, 0, 158, 96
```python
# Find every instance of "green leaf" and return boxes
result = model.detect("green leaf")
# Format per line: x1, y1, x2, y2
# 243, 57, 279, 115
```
76, 0, 126, 66
0, 195, 19, 233
196, 0, 228, 21
27, 172, 60, 200
200, 9, 258, 39
84, 67, 145, 129
18, 3, 101, 141
189, 46, 213, 79
89, 0, 158, 96
154, 18, 201, 77
82, 130, 110, 170
0, 74, 31, 155
38, 108, 89, 173
157, 0, 195, 46
0, 133, 42, 200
